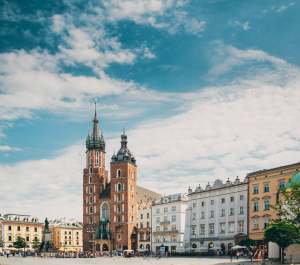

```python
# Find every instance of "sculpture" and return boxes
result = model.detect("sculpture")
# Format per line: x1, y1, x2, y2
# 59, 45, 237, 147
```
44, 218, 49, 230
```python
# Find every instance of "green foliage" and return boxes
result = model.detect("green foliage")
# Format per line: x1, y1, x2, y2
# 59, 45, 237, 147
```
239, 238, 256, 249
13, 237, 29, 249
263, 221, 299, 249
32, 238, 41, 249
269, 181, 300, 228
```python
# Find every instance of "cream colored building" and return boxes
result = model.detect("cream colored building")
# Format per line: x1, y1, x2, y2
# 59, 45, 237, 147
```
2, 214, 42, 249
48, 218, 83, 251
137, 198, 152, 251
0, 214, 3, 248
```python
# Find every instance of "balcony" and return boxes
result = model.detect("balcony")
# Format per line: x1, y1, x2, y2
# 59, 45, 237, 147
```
160, 221, 170, 225
153, 230, 178, 235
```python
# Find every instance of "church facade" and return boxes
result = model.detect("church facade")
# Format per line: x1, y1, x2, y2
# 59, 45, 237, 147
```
83, 104, 160, 251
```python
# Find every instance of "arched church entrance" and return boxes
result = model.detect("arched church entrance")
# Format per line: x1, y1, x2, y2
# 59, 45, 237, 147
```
103, 244, 109, 251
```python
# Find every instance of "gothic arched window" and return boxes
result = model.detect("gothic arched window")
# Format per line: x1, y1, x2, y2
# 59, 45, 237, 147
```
89, 197, 93, 204
101, 203, 109, 220
89, 176, 92, 183
89, 186, 93, 194
117, 170, 121, 178
118, 184, 121, 191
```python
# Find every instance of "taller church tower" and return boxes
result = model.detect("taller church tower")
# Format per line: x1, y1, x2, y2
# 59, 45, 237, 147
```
110, 128, 137, 250
82, 102, 108, 250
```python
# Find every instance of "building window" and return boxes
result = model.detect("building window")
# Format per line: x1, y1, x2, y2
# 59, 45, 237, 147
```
141, 214, 143, 219
117, 194, 121, 202
221, 198, 225, 203
172, 215, 176, 222
238, 221, 244, 232
230, 196, 234, 202
209, 224, 214, 234
89, 197, 93, 204
26, 236, 29, 241
192, 226, 196, 235
240, 206, 244, 214
263, 218, 270, 229
8, 235, 12, 241
89, 186, 92, 194
171, 225, 176, 231
210, 211, 214, 218
163, 226, 168, 231
253, 202, 259, 212
264, 184, 269, 192
156, 236, 161, 242
221, 209, 225, 217
17, 226, 20, 231
140, 223, 143, 228
89, 176, 92, 183
279, 181, 285, 189
26, 227, 29, 232
201, 201, 205, 206
210, 200, 214, 205
200, 225, 205, 234
172, 206, 176, 212
193, 203, 196, 208
164, 216, 168, 222
220, 223, 225, 233
156, 226, 160, 232
164, 207, 168, 213
89, 167, 92, 174
229, 222, 234, 233
230, 208, 234, 215
192, 213, 196, 220
162, 235, 169, 242
201, 212, 205, 219
264, 200, 270, 210
34, 227, 38, 232
156, 217, 160, 224
147, 213, 150, 218
156, 209, 160, 214
101, 202, 109, 220
253, 186, 258, 194
8, 225, 12, 231
147, 222, 150, 228
117, 170, 121, 178
171, 235, 177, 242
240, 194, 244, 200
253, 219, 259, 230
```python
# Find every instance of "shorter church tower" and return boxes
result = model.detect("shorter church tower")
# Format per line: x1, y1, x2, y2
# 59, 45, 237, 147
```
110, 128, 137, 250
83, 102, 108, 250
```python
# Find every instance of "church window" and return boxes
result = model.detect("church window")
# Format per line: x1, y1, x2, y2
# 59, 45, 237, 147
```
96, 152, 99, 157
90, 153, 92, 164
117, 170, 121, 178
131, 171, 134, 179
90, 207, 93, 214
89, 167, 92, 174
101, 203, 109, 220
89, 176, 92, 183
96, 158, 99, 164
89, 186, 92, 194
89, 197, 93, 204
117, 216, 121, 222
117, 206, 121, 213
90, 218, 92, 224
118, 184, 122, 191
117, 194, 121, 202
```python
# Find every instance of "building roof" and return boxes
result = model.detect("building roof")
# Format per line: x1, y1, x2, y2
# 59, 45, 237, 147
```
55, 223, 83, 229
136, 186, 161, 202
247, 162, 300, 176
286, 171, 300, 189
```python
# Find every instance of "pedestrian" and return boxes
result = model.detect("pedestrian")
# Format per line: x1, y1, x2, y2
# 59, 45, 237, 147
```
250, 251, 253, 262
230, 252, 233, 262
6, 250, 10, 258
237, 251, 239, 260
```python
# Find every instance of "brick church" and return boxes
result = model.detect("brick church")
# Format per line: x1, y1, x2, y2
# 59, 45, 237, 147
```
83, 103, 160, 252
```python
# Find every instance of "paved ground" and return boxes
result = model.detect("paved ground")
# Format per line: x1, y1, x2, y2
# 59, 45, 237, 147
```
0, 256, 268, 265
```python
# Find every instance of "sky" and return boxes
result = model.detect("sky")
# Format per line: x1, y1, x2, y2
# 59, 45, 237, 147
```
1, 0, 300, 222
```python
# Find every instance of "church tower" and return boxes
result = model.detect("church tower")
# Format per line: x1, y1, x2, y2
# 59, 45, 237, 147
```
110, 128, 137, 250
83, 101, 108, 250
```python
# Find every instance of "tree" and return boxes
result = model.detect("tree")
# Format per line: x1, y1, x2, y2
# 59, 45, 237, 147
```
264, 221, 300, 264
239, 238, 256, 250
13, 237, 29, 257
270, 181, 300, 228
32, 238, 41, 250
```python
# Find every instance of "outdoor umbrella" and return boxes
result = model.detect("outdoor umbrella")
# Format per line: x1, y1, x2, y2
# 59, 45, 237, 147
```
232, 245, 246, 250
196, 247, 207, 252
209, 246, 221, 251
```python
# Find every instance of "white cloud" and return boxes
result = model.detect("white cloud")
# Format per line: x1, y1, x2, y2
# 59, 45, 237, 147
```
229, 21, 251, 31
1, 47, 300, 220
0, 145, 22, 151
277, 5, 287, 12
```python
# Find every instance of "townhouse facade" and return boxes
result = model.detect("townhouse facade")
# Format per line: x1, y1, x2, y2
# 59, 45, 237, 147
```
2, 214, 42, 249
137, 199, 152, 251
183, 177, 248, 251
152, 194, 188, 253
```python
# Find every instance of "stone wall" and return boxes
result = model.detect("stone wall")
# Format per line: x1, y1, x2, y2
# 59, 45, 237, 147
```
284, 244, 300, 264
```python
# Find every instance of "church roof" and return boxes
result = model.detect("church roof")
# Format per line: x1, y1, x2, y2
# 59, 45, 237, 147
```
98, 183, 161, 202
136, 186, 161, 202
286, 171, 300, 189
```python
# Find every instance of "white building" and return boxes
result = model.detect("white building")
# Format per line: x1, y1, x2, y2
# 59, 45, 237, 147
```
183, 177, 248, 252
152, 194, 188, 253
137, 199, 152, 251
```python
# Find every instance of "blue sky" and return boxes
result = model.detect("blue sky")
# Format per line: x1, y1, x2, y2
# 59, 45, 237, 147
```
1, 0, 300, 221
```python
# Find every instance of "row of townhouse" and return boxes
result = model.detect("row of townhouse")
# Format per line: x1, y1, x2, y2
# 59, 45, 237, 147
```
135, 161, 300, 253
